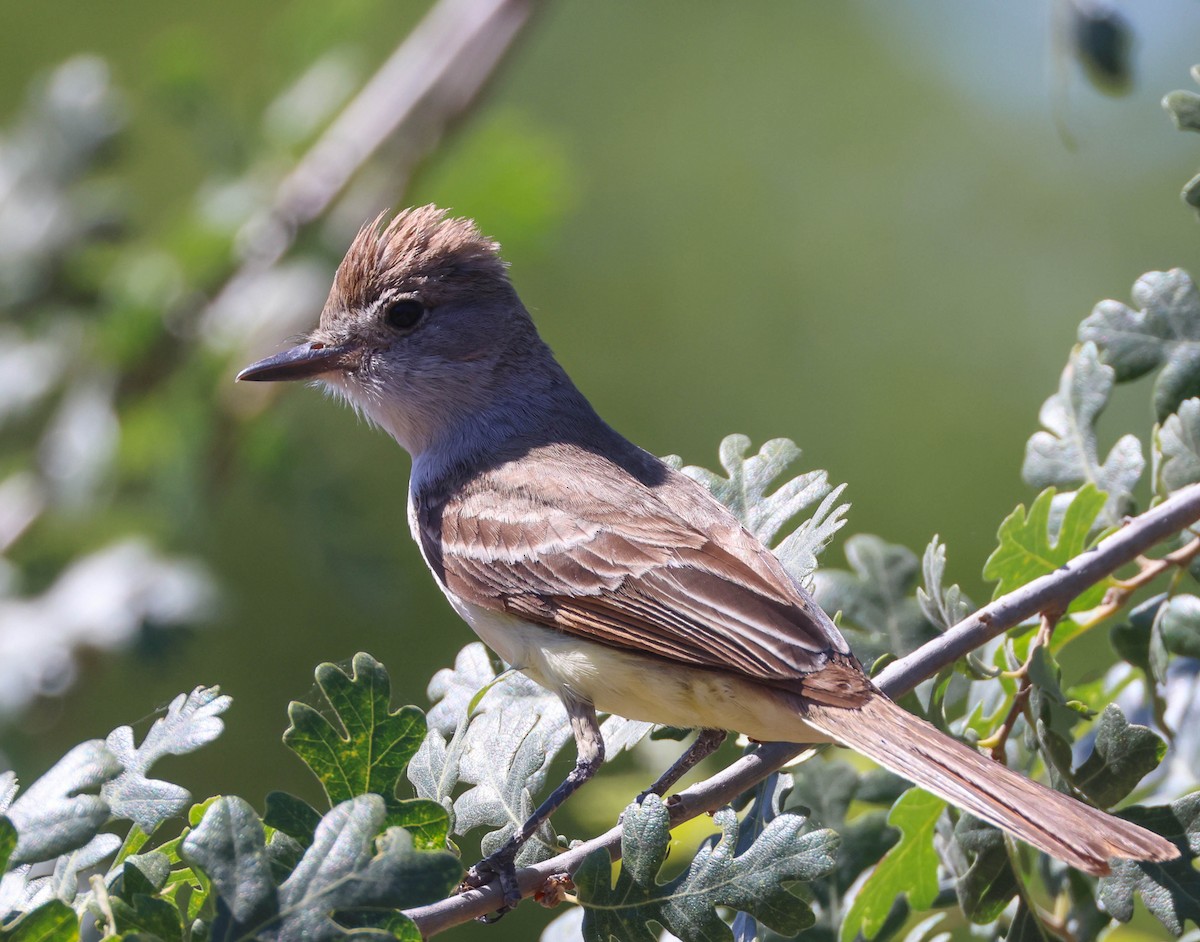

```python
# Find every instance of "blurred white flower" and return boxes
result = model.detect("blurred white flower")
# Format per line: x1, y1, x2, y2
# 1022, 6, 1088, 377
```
0, 540, 215, 716
0, 56, 123, 304
0, 330, 68, 427
201, 260, 329, 356
0, 474, 45, 555
38, 373, 118, 509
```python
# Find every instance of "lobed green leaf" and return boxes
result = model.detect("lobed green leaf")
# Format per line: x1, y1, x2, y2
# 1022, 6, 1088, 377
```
262, 792, 322, 849
983, 485, 1108, 610
283, 653, 449, 850
0, 900, 77, 942
839, 789, 946, 942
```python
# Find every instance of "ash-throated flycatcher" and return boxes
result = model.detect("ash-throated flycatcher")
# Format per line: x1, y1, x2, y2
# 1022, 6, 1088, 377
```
239, 206, 1176, 910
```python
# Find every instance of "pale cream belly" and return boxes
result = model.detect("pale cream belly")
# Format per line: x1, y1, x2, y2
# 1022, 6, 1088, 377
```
448, 596, 832, 745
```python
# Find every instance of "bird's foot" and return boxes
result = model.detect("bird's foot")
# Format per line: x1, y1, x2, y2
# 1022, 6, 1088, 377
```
534, 872, 575, 908
459, 845, 521, 920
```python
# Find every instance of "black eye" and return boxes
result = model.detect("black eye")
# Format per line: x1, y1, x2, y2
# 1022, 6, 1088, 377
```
384, 299, 425, 331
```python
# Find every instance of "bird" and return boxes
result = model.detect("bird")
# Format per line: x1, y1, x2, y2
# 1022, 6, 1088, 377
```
238, 205, 1178, 912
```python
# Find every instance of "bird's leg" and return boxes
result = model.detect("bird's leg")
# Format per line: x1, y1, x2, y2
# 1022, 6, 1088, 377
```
639, 728, 727, 801
461, 697, 604, 918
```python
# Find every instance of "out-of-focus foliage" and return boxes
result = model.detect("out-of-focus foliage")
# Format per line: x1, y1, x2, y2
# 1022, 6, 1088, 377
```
1063, 0, 1134, 94
813, 535, 937, 667
1079, 270, 1200, 422
1164, 67, 1200, 210
278, 654, 449, 850
0, 63, 215, 719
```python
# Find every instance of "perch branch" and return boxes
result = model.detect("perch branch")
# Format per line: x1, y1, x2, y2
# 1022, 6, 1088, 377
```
404, 482, 1200, 936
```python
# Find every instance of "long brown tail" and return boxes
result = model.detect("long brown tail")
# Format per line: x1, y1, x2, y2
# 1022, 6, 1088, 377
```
801, 693, 1179, 875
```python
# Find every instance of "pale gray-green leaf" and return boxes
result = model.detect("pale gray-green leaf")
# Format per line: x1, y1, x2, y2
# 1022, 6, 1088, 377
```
180, 795, 276, 930
812, 534, 936, 663
917, 536, 972, 632
419, 642, 653, 858
273, 799, 458, 941
1157, 398, 1200, 494
576, 795, 838, 942
424, 643, 499, 736
182, 795, 459, 942
6, 740, 121, 864
101, 685, 230, 831
1079, 268, 1200, 421
775, 483, 850, 588
668, 434, 849, 584
407, 719, 465, 830
730, 771, 795, 942
19, 832, 120, 911
1158, 593, 1200, 659
451, 707, 558, 863
1022, 342, 1143, 523
1098, 792, 1200, 935
1165, 88, 1200, 133
1072, 705, 1166, 808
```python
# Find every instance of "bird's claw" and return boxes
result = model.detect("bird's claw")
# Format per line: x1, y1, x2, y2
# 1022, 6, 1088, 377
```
459, 846, 522, 920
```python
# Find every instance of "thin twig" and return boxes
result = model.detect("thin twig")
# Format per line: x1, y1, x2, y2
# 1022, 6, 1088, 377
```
979, 612, 1059, 761
404, 482, 1200, 936
1075, 533, 1200, 631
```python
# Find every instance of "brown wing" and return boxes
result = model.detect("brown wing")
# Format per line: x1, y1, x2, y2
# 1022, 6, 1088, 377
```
414, 441, 850, 683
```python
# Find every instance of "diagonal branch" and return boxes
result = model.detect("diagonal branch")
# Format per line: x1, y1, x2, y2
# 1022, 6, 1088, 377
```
872, 485, 1200, 696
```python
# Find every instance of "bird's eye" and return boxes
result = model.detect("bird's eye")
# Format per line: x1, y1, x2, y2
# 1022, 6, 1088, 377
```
384, 299, 425, 331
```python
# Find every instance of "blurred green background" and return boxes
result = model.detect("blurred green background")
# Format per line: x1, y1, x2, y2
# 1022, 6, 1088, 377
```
1, 1, 1199, 936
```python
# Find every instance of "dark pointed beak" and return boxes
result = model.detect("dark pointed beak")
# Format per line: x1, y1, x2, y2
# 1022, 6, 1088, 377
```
236, 341, 355, 382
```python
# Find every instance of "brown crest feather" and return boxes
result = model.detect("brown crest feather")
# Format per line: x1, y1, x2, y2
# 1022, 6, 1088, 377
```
327, 205, 510, 318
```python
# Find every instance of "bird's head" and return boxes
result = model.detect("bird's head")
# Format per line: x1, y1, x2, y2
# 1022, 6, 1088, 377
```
238, 205, 544, 455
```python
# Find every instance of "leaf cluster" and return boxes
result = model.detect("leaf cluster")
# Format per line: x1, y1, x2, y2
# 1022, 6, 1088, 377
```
0, 659, 469, 942
0, 688, 229, 941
